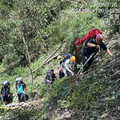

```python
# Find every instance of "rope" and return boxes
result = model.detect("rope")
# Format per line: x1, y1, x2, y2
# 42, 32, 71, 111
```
82, 59, 120, 77
76, 52, 96, 76
23, 44, 62, 77
79, 52, 120, 77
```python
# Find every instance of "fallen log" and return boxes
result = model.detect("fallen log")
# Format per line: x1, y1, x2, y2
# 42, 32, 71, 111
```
23, 44, 62, 77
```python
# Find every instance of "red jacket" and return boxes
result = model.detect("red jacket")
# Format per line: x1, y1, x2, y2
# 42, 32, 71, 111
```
75, 28, 102, 47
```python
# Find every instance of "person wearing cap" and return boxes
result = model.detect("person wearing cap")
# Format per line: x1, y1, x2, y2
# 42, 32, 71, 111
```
15, 78, 26, 102
62, 56, 76, 76
82, 34, 113, 72
1, 81, 10, 105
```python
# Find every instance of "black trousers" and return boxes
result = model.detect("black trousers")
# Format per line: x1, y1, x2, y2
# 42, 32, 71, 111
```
2, 95, 9, 101
82, 53, 94, 73
17, 93, 26, 102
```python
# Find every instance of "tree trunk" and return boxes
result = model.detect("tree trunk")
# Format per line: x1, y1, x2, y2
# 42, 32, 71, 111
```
22, 36, 34, 95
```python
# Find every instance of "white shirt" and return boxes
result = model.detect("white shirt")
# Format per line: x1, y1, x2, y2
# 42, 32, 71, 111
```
63, 59, 73, 76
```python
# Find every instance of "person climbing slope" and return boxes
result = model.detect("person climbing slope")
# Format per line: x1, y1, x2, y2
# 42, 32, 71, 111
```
82, 34, 113, 73
58, 53, 76, 76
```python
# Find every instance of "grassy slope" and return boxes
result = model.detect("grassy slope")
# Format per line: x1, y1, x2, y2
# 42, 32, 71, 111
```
0, 0, 120, 119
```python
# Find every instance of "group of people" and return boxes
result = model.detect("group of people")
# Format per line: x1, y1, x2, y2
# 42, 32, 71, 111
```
1, 77, 26, 105
1, 28, 113, 104
45, 28, 113, 85
45, 54, 76, 85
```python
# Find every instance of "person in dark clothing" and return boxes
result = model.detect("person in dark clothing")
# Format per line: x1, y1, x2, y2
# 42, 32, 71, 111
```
82, 34, 113, 72
45, 69, 56, 85
1, 81, 10, 105
59, 68, 65, 79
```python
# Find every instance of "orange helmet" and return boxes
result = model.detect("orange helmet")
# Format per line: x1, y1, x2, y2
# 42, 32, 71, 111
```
70, 56, 76, 63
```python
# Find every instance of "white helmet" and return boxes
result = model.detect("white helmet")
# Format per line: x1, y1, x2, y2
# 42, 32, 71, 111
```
4, 81, 8, 85
16, 77, 23, 82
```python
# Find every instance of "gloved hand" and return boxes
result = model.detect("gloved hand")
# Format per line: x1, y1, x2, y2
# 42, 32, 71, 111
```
95, 45, 100, 50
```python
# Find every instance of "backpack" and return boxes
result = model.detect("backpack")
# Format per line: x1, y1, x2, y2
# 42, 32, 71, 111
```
75, 28, 102, 48
45, 71, 51, 80
62, 53, 72, 62
15, 80, 26, 90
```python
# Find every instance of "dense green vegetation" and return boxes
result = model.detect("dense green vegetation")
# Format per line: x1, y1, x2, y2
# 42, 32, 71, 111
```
0, 0, 119, 119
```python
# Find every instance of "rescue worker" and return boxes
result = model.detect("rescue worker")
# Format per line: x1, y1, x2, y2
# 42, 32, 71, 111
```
82, 34, 113, 72
63, 56, 76, 76
57, 53, 76, 76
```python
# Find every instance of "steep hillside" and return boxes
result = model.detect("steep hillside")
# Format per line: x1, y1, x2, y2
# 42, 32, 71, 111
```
0, 0, 120, 120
